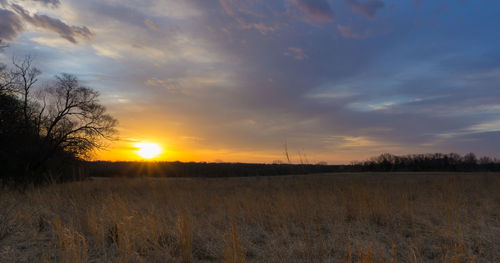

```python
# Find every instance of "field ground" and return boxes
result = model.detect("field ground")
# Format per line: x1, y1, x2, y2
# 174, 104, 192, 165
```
0, 172, 499, 262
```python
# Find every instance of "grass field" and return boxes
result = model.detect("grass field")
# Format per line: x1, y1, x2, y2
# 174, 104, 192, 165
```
0, 173, 499, 262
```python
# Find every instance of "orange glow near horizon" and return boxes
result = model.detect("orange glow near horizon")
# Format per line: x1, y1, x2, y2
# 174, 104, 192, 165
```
93, 138, 355, 164
92, 135, 373, 164
92, 130, 378, 164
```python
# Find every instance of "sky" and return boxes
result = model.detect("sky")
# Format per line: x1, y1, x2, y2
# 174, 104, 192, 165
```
1, 0, 500, 164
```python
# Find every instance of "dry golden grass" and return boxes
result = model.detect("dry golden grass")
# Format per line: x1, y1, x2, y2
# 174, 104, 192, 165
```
0, 172, 499, 262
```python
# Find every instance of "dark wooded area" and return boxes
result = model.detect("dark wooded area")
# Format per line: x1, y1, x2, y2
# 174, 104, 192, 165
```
0, 49, 117, 187
88, 152, 500, 178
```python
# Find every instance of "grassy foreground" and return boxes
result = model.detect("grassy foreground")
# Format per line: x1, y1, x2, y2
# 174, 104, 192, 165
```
0, 173, 499, 262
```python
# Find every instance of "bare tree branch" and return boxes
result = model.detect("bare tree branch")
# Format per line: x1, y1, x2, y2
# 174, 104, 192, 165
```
40, 74, 117, 159
11, 56, 41, 127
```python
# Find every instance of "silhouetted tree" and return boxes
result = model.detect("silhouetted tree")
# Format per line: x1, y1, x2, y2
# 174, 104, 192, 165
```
39, 74, 117, 159
0, 54, 117, 186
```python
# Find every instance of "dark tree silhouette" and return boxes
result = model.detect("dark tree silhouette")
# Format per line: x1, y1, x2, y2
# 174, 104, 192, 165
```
0, 54, 117, 186
350, 152, 499, 172
40, 74, 117, 159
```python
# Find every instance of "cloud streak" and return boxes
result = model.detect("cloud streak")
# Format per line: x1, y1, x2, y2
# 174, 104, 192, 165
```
11, 4, 93, 43
284, 47, 308, 60
291, 0, 334, 23
28, 0, 61, 7
347, 0, 385, 19
337, 24, 361, 39
0, 8, 23, 40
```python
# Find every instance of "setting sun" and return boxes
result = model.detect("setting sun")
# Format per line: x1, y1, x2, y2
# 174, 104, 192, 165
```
135, 142, 162, 159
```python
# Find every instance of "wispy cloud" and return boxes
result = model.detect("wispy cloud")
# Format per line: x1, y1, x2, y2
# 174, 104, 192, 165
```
346, 0, 385, 19
337, 24, 361, 39
10, 3, 94, 43
144, 18, 161, 32
29, 0, 60, 8
284, 47, 308, 60
0, 8, 23, 40
290, 0, 334, 23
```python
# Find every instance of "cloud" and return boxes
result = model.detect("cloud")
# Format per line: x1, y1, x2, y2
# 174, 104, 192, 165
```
239, 22, 280, 35
338, 136, 384, 148
144, 18, 161, 32
0, 8, 23, 40
291, 0, 334, 23
30, 36, 72, 47
347, 0, 385, 19
28, 0, 61, 7
218, 0, 334, 31
91, 44, 123, 59
218, 0, 235, 16
87, 2, 154, 29
337, 25, 361, 39
284, 47, 308, 60
11, 4, 93, 43
145, 77, 183, 93
214, 0, 283, 35
217, 0, 266, 18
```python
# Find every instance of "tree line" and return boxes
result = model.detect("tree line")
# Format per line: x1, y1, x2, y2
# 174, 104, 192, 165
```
88, 152, 500, 179
87, 161, 348, 178
0, 42, 117, 187
350, 152, 500, 172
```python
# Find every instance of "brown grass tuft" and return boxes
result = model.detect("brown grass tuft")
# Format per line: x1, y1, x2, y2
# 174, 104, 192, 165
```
178, 212, 193, 263
224, 220, 245, 263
